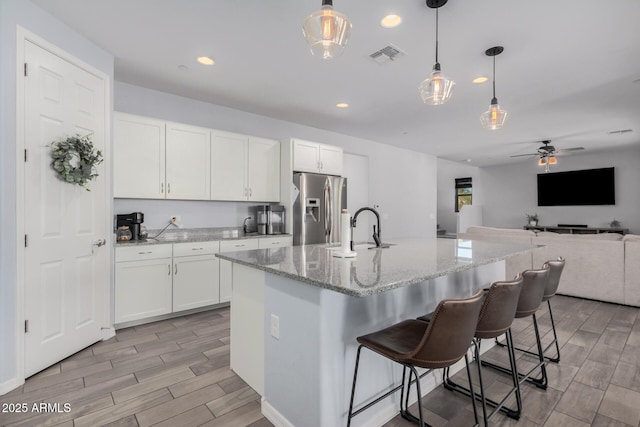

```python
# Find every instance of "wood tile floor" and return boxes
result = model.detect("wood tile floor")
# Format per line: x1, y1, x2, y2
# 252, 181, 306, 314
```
1, 295, 639, 426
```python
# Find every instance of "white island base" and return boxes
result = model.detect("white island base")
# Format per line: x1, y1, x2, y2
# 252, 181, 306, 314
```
230, 260, 505, 427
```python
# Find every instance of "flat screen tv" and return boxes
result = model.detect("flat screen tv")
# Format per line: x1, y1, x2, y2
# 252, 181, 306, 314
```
537, 167, 615, 206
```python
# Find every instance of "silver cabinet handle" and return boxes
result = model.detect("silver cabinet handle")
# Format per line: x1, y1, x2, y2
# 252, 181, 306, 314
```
320, 161, 324, 170
271, 241, 280, 245
174, 264, 178, 275
138, 251, 153, 254
168, 264, 171, 275
235, 244, 245, 247
191, 247, 204, 251
160, 182, 164, 193
167, 183, 171, 194
92, 239, 106, 247
249, 188, 252, 197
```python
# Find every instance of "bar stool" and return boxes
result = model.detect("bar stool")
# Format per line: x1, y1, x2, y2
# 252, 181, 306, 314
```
346, 290, 485, 427
425, 275, 524, 426
482, 266, 550, 390
498, 258, 565, 363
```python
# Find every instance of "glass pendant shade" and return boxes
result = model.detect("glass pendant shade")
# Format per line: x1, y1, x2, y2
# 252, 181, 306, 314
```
419, 64, 455, 105
548, 156, 557, 165
480, 99, 508, 130
538, 157, 547, 166
302, 2, 351, 60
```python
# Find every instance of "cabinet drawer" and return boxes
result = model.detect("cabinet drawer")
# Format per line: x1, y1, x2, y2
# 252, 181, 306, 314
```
116, 244, 172, 262
220, 239, 260, 252
173, 241, 220, 257
258, 236, 293, 249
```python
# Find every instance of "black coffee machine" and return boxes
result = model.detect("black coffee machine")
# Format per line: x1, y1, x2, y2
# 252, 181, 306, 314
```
116, 212, 144, 240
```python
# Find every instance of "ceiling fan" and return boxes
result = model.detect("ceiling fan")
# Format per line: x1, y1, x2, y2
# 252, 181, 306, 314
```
510, 140, 585, 159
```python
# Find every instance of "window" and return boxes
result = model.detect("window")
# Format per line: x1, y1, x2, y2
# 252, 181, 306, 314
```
455, 177, 472, 212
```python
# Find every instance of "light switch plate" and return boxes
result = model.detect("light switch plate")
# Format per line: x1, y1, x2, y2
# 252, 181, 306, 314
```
270, 314, 280, 339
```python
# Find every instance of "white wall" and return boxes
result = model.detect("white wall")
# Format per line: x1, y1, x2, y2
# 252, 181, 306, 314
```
478, 146, 640, 233
0, 0, 114, 391
114, 81, 438, 239
436, 158, 483, 235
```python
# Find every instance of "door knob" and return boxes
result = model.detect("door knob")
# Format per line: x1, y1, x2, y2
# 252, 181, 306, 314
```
92, 239, 106, 247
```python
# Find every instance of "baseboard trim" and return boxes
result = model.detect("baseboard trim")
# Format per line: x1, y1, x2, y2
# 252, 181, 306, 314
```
261, 399, 294, 427
101, 327, 116, 341
0, 377, 23, 396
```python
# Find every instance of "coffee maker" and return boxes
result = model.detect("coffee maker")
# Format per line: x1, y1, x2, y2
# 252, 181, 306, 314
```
116, 212, 145, 240
254, 205, 285, 235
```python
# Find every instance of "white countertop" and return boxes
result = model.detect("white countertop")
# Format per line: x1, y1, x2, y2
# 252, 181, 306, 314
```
216, 238, 540, 297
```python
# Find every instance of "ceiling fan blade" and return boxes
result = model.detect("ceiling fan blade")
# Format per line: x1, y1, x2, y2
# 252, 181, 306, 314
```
510, 153, 538, 158
555, 147, 585, 155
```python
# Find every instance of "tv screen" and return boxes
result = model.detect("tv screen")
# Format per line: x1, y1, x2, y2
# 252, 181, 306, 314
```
537, 167, 615, 206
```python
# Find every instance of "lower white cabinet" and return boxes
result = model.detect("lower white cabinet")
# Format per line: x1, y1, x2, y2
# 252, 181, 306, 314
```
172, 241, 220, 312
115, 244, 173, 323
219, 239, 260, 303
258, 236, 293, 249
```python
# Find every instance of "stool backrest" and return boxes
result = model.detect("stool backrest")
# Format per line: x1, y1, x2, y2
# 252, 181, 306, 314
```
410, 290, 485, 369
542, 257, 565, 301
476, 274, 523, 339
515, 266, 550, 318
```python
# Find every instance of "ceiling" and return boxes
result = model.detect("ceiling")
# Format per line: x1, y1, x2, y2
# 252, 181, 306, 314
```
32, 0, 640, 166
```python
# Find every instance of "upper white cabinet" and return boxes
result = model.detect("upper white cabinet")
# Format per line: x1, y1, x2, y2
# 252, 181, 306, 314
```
292, 139, 343, 176
113, 112, 166, 199
165, 122, 211, 200
211, 131, 280, 202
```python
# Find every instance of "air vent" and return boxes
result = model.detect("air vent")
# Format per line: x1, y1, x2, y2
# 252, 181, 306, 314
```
368, 45, 406, 64
608, 129, 633, 135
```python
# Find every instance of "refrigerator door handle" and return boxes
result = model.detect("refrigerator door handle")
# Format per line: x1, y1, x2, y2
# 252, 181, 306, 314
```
323, 180, 330, 241
327, 181, 333, 241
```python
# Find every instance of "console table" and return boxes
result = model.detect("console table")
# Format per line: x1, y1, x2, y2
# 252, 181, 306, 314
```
524, 225, 628, 235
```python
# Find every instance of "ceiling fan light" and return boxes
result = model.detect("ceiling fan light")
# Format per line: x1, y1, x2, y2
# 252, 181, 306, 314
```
538, 157, 547, 166
480, 99, 508, 130
419, 66, 456, 105
548, 156, 557, 165
302, 1, 352, 60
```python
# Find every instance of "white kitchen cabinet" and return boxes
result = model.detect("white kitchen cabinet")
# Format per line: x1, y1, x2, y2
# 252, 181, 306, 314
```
258, 236, 293, 249
219, 239, 260, 303
211, 131, 248, 201
115, 244, 173, 323
247, 137, 280, 201
172, 241, 220, 312
292, 139, 343, 176
165, 122, 211, 200
113, 112, 166, 199
211, 132, 280, 202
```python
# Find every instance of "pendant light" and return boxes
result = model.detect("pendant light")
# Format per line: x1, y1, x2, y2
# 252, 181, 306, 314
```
419, 0, 455, 105
480, 46, 508, 130
302, 0, 352, 60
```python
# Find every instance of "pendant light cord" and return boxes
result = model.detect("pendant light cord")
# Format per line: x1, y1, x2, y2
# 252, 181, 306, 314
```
435, 8, 439, 64
492, 55, 496, 98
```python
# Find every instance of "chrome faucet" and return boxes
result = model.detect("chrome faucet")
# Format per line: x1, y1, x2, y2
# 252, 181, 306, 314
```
351, 207, 382, 251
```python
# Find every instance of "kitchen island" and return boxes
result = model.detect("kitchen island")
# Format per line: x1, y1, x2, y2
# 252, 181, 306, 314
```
217, 238, 539, 427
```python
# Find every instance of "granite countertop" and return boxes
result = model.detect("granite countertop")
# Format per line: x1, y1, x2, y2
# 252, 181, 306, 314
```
216, 238, 541, 297
115, 227, 291, 246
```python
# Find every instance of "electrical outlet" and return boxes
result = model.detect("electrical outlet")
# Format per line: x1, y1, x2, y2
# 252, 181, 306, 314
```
170, 215, 182, 228
270, 314, 280, 339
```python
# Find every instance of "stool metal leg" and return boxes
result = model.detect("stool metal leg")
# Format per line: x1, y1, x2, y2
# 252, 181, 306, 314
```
495, 299, 560, 363
347, 345, 363, 427
443, 332, 522, 421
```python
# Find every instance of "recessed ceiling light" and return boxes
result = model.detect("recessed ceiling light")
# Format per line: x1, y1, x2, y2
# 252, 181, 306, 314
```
196, 56, 215, 66
380, 14, 402, 28
473, 76, 489, 84
336, 103, 349, 108
465, 159, 472, 162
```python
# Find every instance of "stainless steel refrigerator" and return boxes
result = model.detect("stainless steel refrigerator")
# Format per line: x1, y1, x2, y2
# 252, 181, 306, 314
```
293, 172, 347, 245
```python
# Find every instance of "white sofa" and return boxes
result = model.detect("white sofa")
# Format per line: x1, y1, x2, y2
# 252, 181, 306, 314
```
460, 226, 640, 307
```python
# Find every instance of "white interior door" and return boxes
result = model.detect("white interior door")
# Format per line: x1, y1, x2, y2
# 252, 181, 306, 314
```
23, 40, 109, 377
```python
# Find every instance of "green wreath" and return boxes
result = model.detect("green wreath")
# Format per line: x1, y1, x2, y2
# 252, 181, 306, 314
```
50, 134, 103, 191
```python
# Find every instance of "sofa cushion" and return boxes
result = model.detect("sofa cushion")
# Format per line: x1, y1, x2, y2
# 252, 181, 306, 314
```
623, 234, 640, 242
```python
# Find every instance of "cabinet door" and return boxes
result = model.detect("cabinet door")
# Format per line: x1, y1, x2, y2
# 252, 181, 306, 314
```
248, 137, 280, 202
219, 239, 260, 303
165, 122, 211, 200
173, 254, 220, 312
113, 112, 166, 199
211, 131, 248, 201
319, 144, 343, 176
292, 139, 320, 173
115, 258, 172, 323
